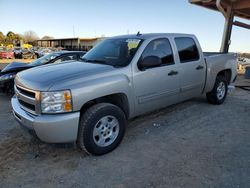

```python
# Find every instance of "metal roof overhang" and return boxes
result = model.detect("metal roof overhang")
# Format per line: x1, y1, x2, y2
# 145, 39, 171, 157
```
189, 0, 250, 52
190, 0, 250, 20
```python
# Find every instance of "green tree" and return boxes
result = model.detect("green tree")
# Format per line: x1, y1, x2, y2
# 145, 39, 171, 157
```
6, 31, 15, 44
5, 31, 22, 46
0, 31, 5, 45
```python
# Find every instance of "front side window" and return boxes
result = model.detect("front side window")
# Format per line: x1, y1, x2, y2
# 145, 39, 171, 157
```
81, 38, 142, 67
141, 38, 174, 66
175, 37, 200, 63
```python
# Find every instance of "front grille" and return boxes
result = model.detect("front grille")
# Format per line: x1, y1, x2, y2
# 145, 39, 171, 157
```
15, 85, 39, 115
16, 86, 35, 98
19, 100, 36, 112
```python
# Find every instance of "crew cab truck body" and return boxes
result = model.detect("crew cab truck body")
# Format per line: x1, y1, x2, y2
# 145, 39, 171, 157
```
11, 33, 237, 155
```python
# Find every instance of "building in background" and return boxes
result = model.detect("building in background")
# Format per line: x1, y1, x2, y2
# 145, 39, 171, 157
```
36, 37, 104, 51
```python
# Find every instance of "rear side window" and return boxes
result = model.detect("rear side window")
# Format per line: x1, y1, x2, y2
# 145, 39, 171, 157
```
175, 37, 199, 63
141, 38, 174, 65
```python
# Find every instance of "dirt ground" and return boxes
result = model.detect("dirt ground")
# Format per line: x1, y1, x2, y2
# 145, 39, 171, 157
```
0, 76, 250, 188
0, 59, 33, 64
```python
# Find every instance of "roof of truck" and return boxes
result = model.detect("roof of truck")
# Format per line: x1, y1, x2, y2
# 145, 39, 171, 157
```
110, 33, 196, 40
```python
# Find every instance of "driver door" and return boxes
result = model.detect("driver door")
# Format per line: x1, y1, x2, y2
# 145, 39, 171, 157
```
133, 38, 180, 116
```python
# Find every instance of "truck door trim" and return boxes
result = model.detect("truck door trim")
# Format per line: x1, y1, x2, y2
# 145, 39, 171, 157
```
137, 88, 180, 104
180, 83, 204, 92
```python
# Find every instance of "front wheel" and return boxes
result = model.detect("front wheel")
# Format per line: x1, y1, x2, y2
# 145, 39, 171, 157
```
77, 103, 126, 155
206, 76, 228, 105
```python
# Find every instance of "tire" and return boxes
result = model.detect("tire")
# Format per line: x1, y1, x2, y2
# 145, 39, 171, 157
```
206, 75, 228, 105
77, 103, 126, 155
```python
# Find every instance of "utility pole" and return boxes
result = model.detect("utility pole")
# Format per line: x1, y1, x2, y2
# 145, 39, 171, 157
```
73, 25, 75, 37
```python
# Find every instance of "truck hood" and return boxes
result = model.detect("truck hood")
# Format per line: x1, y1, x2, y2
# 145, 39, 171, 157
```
15, 61, 115, 91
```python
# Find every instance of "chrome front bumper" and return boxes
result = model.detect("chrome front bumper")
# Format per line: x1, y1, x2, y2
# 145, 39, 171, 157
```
12, 96, 80, 143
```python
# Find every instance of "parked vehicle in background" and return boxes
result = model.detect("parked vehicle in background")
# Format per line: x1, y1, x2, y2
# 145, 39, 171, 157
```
30, 47, 39, 53
13, 47, 38, 59
36, 48, 54, 58
238, 57, 250, 66
22, 44, 32, 49
7, 44, 14, 49
22, 48, 37, 59
0, 51, 85, 93
0, 48, 14, 59
13, 47, 23, 59
11, 33, 237, 155
237, 57, 250, 72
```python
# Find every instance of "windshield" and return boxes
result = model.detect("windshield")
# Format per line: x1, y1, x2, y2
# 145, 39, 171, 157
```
81, 38, 142, 67
30, 53, 59, 66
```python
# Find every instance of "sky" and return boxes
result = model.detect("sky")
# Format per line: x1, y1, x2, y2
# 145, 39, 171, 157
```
0, 0, 250, 52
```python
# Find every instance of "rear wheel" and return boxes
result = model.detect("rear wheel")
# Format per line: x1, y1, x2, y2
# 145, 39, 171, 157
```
206, 76, 228, 105
77, 103, 126, 155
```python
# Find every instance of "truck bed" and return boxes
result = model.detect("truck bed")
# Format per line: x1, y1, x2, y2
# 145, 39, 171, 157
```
203, 52, 229, 57
203, 52, 237, 93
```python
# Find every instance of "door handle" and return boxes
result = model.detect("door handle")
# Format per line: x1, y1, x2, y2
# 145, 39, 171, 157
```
196, 65, 204, 70
168, 70, 178, 76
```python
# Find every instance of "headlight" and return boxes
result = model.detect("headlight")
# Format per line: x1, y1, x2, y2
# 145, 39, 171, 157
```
41, 90, 72, 114
0, 73, 16, 81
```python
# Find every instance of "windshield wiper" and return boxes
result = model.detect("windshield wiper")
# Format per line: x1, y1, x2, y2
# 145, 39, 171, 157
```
82, 58, 107, 64
81, 58, 120, 68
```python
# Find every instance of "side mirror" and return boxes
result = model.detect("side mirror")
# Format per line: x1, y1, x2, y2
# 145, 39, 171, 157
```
50, 56, 56, 60
138, 56, 161, 70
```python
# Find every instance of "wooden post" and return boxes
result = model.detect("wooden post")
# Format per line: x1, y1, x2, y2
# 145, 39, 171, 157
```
220, 5, 234, 53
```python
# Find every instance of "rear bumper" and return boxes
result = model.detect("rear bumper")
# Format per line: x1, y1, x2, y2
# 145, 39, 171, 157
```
0, 54, 13, 59
11, 96, 80, 143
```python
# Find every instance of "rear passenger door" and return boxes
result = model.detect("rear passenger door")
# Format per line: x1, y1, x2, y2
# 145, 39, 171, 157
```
174, 37, 206, 100
133, 38, 180, 115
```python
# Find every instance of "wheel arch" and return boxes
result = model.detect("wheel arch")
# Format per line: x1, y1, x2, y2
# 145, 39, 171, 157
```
80, 93, 130, 119
217, 69, 232, 84
205, 68, 232, 93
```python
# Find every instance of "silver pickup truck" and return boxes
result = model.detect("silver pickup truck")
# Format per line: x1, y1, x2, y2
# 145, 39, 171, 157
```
12, 33, 237, 155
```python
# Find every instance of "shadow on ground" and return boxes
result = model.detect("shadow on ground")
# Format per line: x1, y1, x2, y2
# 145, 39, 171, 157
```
0, 76, 250, 188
